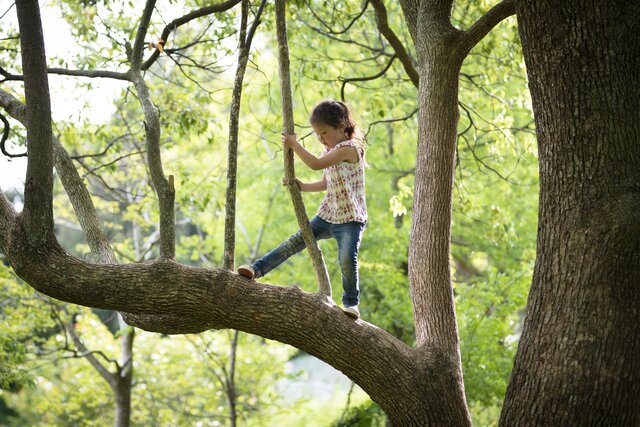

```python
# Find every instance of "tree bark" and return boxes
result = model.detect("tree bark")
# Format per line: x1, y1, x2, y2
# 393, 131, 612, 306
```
501, 2, 640, 425
223, 0, 266, 270
223, 0, 250, 271
15, 0, 54, 244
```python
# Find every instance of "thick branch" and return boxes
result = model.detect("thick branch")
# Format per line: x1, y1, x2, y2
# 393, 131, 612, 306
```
16, 0, 54, 245
0, 67, 130, 81
141, 0, 243, 71
458, 0, 516, 56
275, 0, 332, 297
2, 234, 419, 412
0, 190, 17, 248
370, 0, 419, 88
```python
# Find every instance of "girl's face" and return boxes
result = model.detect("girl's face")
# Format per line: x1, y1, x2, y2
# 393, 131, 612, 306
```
312, 122, 346, 149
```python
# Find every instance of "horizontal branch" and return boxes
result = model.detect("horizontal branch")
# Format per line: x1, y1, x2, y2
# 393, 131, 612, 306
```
46, 68, 131, 81
1, 66, 131, 82
1, 231, 417, 409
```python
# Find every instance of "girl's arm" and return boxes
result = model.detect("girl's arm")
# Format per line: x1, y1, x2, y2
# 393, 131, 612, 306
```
283, 133, 358, 170
297, 174, 327, 192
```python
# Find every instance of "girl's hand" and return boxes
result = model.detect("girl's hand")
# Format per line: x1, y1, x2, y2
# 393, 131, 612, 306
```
281, 132, 298, 149
282, 177, 302, 190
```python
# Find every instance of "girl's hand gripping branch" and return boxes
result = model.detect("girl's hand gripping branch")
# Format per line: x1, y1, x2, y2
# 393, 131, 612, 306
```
281, 131, 357, 171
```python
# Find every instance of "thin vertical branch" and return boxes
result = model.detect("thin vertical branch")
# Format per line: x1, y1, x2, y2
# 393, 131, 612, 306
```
15, 0, 54, 244
223, 0, 267, 270
275, 0, 332, 297
223, 0, 250, 271
227, 330, 239, 427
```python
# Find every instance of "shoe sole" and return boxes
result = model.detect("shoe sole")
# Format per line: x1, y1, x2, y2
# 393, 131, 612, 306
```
343, 309, 359, 319
238, 267, 255, 279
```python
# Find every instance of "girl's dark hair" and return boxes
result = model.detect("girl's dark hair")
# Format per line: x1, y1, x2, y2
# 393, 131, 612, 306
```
309, 100, 361, 141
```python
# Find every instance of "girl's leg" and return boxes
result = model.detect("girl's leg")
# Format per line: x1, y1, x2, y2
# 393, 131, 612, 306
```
251, 216, 331, 278
333, 221, 366, 307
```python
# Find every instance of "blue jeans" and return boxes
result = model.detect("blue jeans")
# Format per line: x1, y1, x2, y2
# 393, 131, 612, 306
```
252, 216, 366, 307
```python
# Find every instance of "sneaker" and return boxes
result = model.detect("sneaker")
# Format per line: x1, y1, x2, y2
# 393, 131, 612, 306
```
238, 265, 256, 279
342, 305, 360, 319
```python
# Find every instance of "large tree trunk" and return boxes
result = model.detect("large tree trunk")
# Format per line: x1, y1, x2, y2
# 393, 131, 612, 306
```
501, 2, 640, 425
409, 49, 471, 426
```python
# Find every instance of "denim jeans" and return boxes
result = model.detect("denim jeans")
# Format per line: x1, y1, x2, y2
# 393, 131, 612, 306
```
252, 216, 366, 307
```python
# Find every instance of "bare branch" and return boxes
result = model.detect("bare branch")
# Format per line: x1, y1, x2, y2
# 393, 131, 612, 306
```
66, 320, 118, 389
46, 68, 131, 81
69, 133, 130, 160
340, 54, 397, 101
370, 0, 419, 88
458, 0, 516, 56
1, 66, 131, 82
131, 0, 157, 70
302, 0, 370, 35
365, 108, 418, 137
0, 65, 23, 82
141, 0, 243, 71
275, 0, 332, 297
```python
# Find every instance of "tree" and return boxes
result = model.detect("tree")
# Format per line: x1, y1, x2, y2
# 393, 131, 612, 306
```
500, 1, 640, 424
1, 0, 516, 425
4, 0, 636, 425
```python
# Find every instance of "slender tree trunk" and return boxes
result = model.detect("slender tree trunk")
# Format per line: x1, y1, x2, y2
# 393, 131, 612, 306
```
15, 0, 54, 244
227, 330, 239, 427
223, 0, 249, 271
501, 2, 640, 425
115, 327, 134, 427
408, 51, 471, 426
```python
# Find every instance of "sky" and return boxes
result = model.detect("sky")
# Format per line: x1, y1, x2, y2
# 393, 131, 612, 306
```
0, 1, 124, 194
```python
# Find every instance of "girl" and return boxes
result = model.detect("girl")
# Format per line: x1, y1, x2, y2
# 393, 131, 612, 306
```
238, 100, 367, 319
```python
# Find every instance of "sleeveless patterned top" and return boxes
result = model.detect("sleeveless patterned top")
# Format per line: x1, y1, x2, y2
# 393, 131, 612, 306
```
316, 140, 367, 224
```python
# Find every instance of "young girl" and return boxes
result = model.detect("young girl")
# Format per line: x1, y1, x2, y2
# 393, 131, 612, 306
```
238, 100, 367, 319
